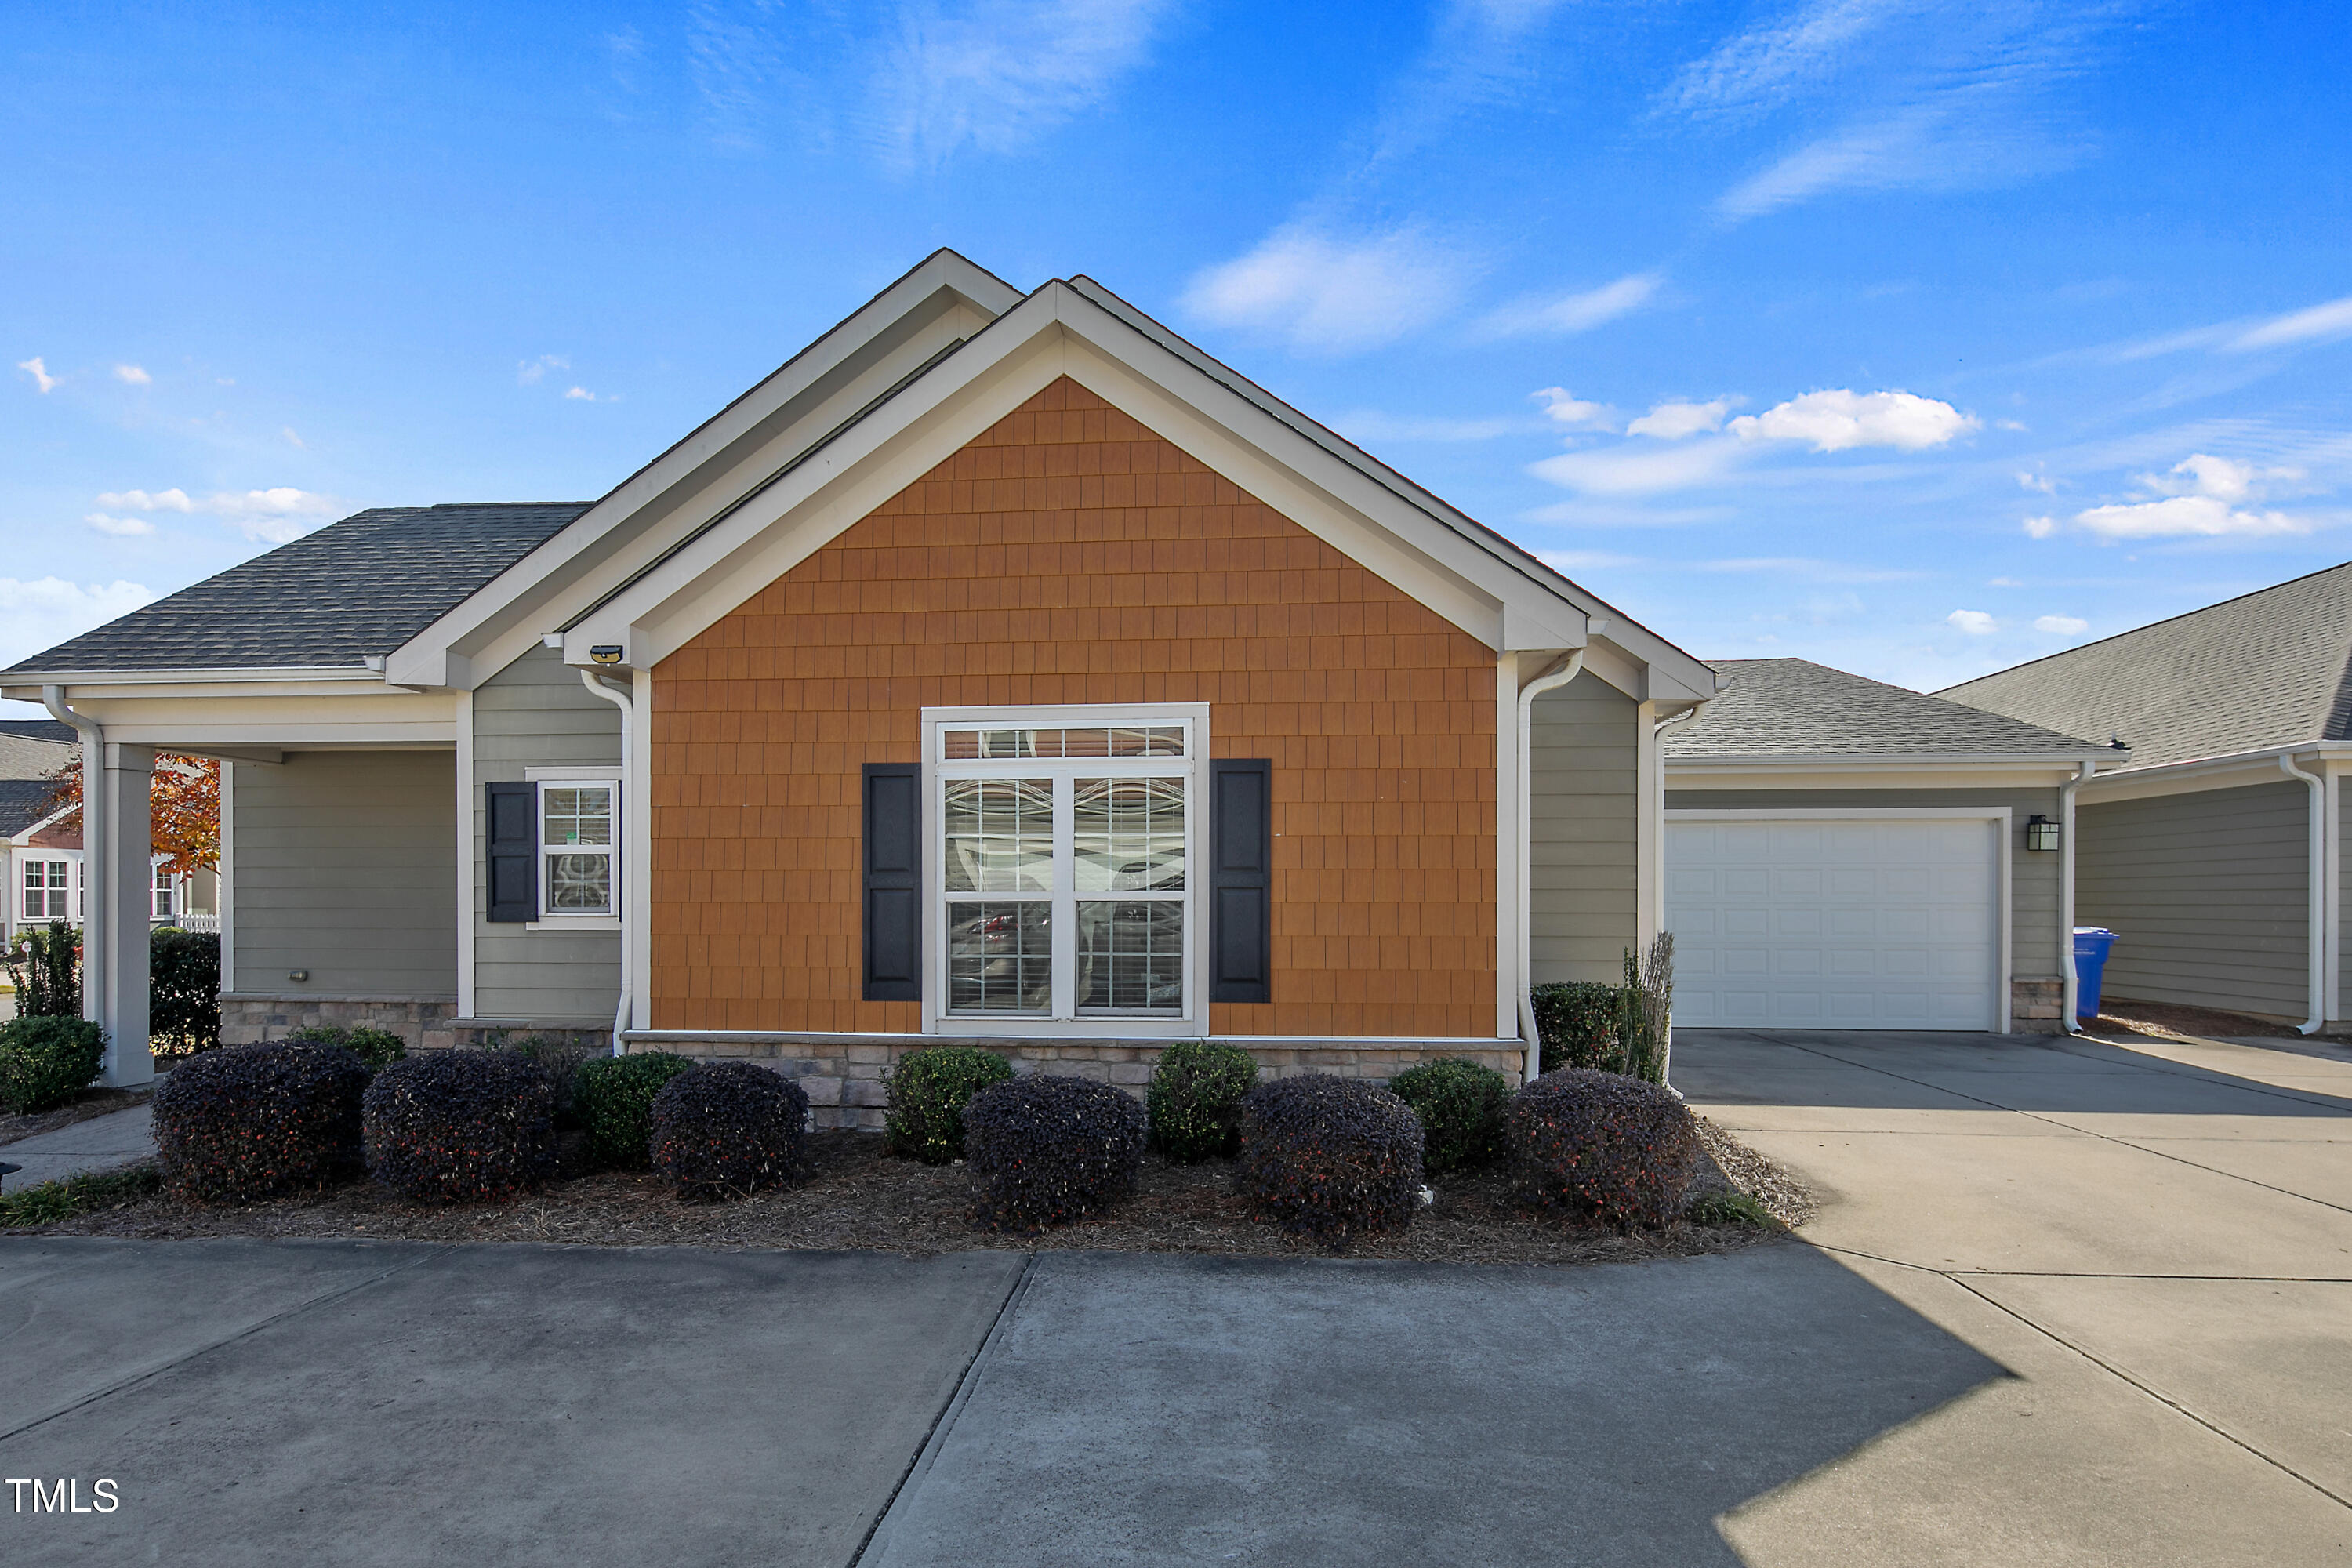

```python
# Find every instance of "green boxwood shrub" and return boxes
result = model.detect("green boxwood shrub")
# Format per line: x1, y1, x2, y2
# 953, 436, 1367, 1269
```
884, 1046, 1013, 1163
963, 1073, 1148, 1232
1385, 1058, 1510, 1173
0, 1015, 105, 1113
573, 1051, 698, 1170
650, 1062, 810, 1200
1530, 981, 1627, 1073
148, 927, 220, 1057
1234, 1074, 1425, 1244
1506, 1068, 1698, 1229
283, 1023, 406, 1071
1145, 1041, 1259, 1162
152, 1040, 370, 1201
363, 1050, 557, 1203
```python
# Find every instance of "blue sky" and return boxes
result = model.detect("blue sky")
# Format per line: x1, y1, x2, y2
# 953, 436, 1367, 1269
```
5, 1, 2347, 716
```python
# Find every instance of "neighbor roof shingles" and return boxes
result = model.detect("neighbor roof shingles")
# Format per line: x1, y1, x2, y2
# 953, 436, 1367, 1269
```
1937, 561, 2352, 769
2, 503, 590, 675
1662, 658, 2102, 759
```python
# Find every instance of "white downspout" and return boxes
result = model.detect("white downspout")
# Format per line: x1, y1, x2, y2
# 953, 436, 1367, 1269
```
2281, 752, 2327, 1035
1648, 701, 1711, 1091
1515, 649, 1584, 1081
41, 685, 104, 1026
579, 668, 634, 1056
2060, 760, 2089, 1034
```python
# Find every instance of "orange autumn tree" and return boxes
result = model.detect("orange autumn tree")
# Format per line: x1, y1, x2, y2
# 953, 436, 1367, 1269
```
42, 753, 221, 877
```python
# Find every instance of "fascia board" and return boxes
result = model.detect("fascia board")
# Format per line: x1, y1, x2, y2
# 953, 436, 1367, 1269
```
2079, 741, 2352, 804
0, 667, 384, 693
1667, 751, 2118, 772
1064, 278, 1716, 691
1665, 762, 2087, 791
385, 256, 1022, 688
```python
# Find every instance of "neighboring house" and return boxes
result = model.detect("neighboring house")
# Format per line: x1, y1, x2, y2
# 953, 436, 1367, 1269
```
1661, 659, 2122, 1033
0, 250, 1719, 1098
0, 718, 220, 945
1943, 563, 2352, 1033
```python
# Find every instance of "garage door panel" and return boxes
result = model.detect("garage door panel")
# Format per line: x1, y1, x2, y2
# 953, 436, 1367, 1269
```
1668, 815, 2000, 1032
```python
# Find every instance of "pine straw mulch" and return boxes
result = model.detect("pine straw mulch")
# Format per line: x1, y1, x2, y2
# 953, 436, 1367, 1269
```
0, 1086, 154, 1149
17, 1116, 1810, 1268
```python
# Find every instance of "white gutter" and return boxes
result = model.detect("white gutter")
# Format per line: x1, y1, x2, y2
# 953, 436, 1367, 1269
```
2060, 760, 2090, 1035
40, 686, 105, 1025
579, 668, 635, 1056
1514, 649, 1584, 1081
2280, 752, 2328, 1035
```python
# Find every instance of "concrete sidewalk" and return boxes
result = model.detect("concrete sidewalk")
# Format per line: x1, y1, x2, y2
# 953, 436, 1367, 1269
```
1677, 1026, 2352, 1565
0, 1102, 155, 1194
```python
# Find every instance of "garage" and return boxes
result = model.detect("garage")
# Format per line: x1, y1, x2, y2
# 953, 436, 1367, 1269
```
1666, 811, 2007, 1031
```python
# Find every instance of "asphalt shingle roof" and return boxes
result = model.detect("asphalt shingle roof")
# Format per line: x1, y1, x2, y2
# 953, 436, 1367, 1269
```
0, 720, 75, 743
1937, 561, 2352, 769
2, 503, 591, 675
1663, 658, 2103, 759
0, 779, 62, 840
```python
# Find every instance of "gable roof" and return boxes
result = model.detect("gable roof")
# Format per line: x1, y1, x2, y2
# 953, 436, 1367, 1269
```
1937, 561, 2352, 769
3, 503, 589, 676
1664, 658, 2105, 760
0, 780, 63, 840
0, 720, 75, 744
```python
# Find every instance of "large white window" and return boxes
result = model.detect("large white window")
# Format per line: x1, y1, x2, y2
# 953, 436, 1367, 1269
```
928, 707, 1205, 1033
20, 857, 77, 924
151, 866, 176, 921
540, 781, 618, 919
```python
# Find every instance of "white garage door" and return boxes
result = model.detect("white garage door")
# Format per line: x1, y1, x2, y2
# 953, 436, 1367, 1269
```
1667, 815, 2002, 1031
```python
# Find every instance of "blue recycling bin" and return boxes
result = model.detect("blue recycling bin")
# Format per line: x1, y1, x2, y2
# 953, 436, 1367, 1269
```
2073, 927, 2118, 1021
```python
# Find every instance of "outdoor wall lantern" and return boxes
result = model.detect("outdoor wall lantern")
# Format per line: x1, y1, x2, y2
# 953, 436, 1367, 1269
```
2025, 815, 2060, 851
589, 645, 626, 666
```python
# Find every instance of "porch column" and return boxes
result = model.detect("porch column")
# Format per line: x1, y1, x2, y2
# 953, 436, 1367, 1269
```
97, 742, 155, 1085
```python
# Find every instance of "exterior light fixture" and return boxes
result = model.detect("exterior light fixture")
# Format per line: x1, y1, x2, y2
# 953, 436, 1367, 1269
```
589, 646, 625, 666
2024, 815, 2060, 852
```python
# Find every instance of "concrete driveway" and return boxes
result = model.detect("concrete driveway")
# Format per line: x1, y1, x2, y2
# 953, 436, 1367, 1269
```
4, 1025, 2347, 1565
1676, 1025, 2352, 1564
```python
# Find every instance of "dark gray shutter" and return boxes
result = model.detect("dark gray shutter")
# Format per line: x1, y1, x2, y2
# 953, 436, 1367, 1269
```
1209, 759, 1272, 1004
863, 763, 921, 1001
486, 782, 537, 923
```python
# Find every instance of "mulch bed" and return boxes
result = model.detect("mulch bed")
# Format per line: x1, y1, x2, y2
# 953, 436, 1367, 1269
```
2090, 999, 2351, 1047
0, 1086, 153, 1149
20, 1116, 1809, 1268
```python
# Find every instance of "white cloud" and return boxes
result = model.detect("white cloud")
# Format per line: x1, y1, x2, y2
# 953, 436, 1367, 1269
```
1532, 387, 1613, 431
1331, 410, 1524, 443
114, 364, 152, 386
518, 354, 569, 385
2227, 295, 2352, 354
1181, 226, 1476, 353
1947, 610, 1998, 635
1481, 273, 1659, 336
82, 513, 156, 538
198, 488, 347, 543
1529, 435, 1746, 495
2016, 470, 2056, 494
1730, 389, 1976, 452
2034, 614, 2088, 634
1628, 397, 1736, 440
282, 426, 306, 448
1666, 0, 1907, 117
564, 386, 597, 401
1700, 556, 1921, 583
0, 578, 157, 669
16, 357, 57, 394
95, 488, 194, 512
869, 0, 1178, 166
2067, 453, 2313, 541
2022, 515, 2056, 538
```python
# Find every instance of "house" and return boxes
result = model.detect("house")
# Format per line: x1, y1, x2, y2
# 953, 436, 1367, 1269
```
1659, 659, 2122, 1033
0, 719, 218, 947
0, 250, 1719, 1104
1942, 563, 2352, 1033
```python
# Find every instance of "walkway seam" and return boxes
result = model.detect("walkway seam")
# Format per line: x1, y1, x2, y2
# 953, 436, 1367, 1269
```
0, 1243, 452, 1446
848, 1253, 1036, 1568
1809, 1240, 2352, 1514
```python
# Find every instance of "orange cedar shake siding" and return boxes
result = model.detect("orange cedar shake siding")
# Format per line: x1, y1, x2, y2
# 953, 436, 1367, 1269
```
649, 377, 1498, 1036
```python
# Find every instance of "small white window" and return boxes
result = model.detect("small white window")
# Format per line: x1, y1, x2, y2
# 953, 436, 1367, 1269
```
928, 706, 1204, 1034
539, 781, 618, 919
20, 858, 71, 924
151, 866, 176, 921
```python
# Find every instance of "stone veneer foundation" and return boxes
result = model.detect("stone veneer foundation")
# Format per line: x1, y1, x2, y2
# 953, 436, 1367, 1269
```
2011, 978, 2066, 1035
621, 1034, 1531, 1131
220, 994, 459, 1053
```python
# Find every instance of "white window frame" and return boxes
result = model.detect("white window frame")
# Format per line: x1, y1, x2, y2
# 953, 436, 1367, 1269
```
921, 702, 1210, 1038
19, 854, 81, 926
151, 864, 176, 922
524, 767, 622, 931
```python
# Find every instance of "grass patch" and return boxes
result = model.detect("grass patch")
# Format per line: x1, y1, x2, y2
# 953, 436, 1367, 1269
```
1, 1162, 163, 1228
1686, 1189, 1783, 1230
